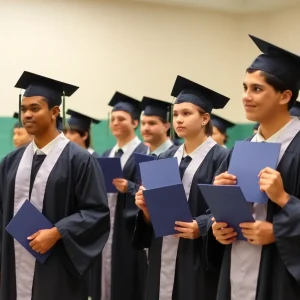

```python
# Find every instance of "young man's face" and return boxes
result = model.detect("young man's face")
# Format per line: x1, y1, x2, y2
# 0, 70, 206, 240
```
242, 71, 290, 123
140, 115, 169, 145
21, 96, 57, 136
64, 129, 87, 149
110, 110, 138, 138
13, 127, 32, 148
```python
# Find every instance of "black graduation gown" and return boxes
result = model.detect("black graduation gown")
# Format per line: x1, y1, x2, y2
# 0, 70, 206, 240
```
0, 142, 110, 300
132, 144, 229, 300
204, 132, 300, 300
90, 142, 148, 300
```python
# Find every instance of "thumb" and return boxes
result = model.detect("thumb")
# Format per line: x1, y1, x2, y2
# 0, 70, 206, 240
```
27, 230, 40, 240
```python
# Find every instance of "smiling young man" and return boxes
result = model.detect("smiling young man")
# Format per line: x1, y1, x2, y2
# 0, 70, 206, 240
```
0, 71, 110, 300
140, 97, 174, 156
208, 36, 300, 300
90, 92, 148, 300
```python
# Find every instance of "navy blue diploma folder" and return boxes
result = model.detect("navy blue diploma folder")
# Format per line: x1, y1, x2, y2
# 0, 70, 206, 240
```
97, 157, 123, 193
198, 185, 254, 240
228, 141, 281, 204
140, 158, 193, 237
6, 200, 54, 263
134, 152, 156, 179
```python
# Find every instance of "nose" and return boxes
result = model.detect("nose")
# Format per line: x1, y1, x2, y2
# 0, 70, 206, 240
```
242, 90, 252, 102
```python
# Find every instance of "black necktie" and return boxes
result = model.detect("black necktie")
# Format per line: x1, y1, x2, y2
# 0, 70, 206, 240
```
115, 149, 124, 157
150, 153, 157, 158
179, 156, 192, 179
29, 154, 46, 198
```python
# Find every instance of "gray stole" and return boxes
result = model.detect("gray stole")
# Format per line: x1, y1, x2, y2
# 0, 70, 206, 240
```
159, 137, 217, 300
230, 118, 300, 300
101, 138, 141, 300
14, 135, 69, 300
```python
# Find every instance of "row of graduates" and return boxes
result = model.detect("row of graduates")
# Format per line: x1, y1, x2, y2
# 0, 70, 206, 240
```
3, 32, 300, 300
92, 34, 300, 300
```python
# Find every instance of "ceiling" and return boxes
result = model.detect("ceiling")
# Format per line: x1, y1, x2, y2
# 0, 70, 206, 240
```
133, 0, 300, 13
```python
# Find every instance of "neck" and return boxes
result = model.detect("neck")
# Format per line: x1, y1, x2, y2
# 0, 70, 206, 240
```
259, 113, 292, 140
117, 133, 136, 148
149, 136, 168, 153
34, 128, 59, 149
184, 132, 208, 154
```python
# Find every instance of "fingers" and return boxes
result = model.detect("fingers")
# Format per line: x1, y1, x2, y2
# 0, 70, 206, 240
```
139, 186, 146, 191
214, 172, 236, 185
212, 222, 228, 230
27, 231, 40, 241
258, 167, 276, 177
175, 221, 193, 228
174, 226, 193, 233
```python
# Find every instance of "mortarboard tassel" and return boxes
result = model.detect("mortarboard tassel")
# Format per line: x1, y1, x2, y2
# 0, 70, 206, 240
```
18, 90, 22, 128
62, 91, 69, 130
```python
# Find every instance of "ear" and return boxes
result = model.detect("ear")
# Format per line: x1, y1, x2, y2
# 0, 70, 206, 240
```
51, 106, 60, 120
83, 132, 89, 141
202, 113, 210, 126
133, 119, 139, 129
279, 90, 292, 106
164, 122, 170, 133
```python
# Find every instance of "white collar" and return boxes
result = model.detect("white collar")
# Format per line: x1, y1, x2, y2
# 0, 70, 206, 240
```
183, 137, 212, 159
149, 139, 173, 156
113, 136, 141, 154
87, 147, 95, 154
256, 118, 293, 143
33, 132, 65, 155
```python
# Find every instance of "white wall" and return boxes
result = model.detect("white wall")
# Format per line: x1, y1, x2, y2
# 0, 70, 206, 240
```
1, 0, 300, 122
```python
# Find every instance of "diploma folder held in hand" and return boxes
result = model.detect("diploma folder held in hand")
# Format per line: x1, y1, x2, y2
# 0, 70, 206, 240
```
6, 200, 54, 263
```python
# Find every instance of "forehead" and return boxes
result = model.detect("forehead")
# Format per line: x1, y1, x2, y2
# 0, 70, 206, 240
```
141, 115, 161, 122
173, 102, 199, 111
111, 110, 132, 119
244, 70, 266, 84
21, 96, 46, 106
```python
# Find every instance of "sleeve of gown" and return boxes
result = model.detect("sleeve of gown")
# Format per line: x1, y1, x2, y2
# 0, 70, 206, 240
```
55, 155, 110, 276
0, 159, 5, 272
132, 210, 154, 250
273, 196, 300, 283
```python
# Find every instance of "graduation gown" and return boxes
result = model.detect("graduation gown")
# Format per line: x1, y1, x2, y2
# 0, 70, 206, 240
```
205, 127, 300, 300
132, 141, 229, 300
0, 142, 110, 300
90, 141, 148, 300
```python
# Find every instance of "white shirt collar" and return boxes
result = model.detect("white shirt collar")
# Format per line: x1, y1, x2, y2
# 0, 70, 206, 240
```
113, 136, 141, 154
256, 119, 293, 143
183, 137, 210, 159
33, 132, 65, 155
87, 147, 95, 154
149, 139, 173, 156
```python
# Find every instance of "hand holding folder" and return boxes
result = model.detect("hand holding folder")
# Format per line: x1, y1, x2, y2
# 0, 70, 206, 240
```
6, 200, 54, 263
139, 158, 193, 237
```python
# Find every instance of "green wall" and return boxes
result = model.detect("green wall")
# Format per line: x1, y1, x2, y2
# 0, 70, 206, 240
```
1, 118, 255, 159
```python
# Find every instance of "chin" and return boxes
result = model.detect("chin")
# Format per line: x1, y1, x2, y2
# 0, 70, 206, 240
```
245, 112, 260, 122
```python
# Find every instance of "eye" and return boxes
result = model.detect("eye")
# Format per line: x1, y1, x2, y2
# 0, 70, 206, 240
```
21, 108, 26, 113
243, 85, 247, 92
183, 111, 191, 116
254, 87, 262, 92
32, 107, 39, 112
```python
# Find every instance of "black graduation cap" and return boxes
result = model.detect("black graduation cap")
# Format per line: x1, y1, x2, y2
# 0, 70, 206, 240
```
13, 112, 23, 128
67, 109, 100, 132
109, 92, 141, 120
211, 114, 235, 134
171, 75, 230, 113
14, 71, 79, 128
290, 101, 300, 117
140, 97, 172, 121
249, 35, 300, 91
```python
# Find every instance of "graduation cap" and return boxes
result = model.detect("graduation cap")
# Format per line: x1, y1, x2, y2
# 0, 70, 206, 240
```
108, 92, 141, 120
67, 109, 100, 132
13, 112, 23, 128
249, 35, 300, 92
211, 114, 235, 134
290, 101, 300, 117
171, 75, 230, 113
14, 71, 79, 128
140, 97, 172, 121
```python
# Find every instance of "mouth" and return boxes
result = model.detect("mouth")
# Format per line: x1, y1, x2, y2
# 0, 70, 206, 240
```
244, 104, 256, 109
24, 121, 35, 125
176, 126, 185, 130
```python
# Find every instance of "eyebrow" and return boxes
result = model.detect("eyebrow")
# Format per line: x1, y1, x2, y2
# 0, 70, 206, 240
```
243, 82, 265, 88
21, 103, 41, 108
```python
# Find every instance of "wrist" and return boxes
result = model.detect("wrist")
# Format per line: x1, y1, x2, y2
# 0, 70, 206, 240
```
276, 192, 290, 208
52, 227, 61, 241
